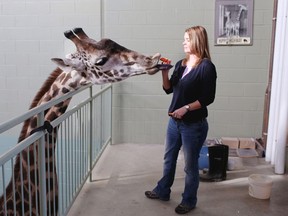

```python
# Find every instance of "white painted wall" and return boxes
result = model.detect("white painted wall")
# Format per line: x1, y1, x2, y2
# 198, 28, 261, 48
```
105, 0, 273, 144
0, 0, 101, 125
0, 0, 274, 145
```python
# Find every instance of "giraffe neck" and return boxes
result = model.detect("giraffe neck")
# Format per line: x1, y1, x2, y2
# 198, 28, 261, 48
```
236, 8, 244, 21
0, 69, 82, 215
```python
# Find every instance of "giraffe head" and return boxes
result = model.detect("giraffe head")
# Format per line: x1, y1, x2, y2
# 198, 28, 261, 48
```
52, 28, 162, 85
238, 4, 247, 11
224, 8, 231, 18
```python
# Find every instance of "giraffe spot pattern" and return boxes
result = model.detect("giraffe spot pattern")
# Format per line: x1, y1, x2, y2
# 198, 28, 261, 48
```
52, 85, 60, 98
81, 72, 87, 78
55, 102, 64, 107
46, 111, 58, 121
62, 87, 69, 94
58, 105, 68, 114
30, 117, 37, 129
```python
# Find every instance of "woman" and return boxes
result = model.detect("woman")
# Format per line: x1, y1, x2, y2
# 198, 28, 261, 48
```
145, 26, 217, 214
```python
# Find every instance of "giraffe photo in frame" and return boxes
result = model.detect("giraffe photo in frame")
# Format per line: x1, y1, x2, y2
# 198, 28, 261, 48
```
215, 0, 254, 45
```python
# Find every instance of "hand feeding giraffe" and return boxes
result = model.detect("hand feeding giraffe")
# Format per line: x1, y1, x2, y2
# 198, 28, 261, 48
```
0, 28, 169, 215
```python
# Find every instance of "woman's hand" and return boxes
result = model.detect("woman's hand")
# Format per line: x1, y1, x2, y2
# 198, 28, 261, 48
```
160, 57, 172, 90
169, 107, 187, 119
160, 57, 172, 73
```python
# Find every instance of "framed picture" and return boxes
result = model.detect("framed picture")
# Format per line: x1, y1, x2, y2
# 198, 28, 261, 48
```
214, 0, 254, 45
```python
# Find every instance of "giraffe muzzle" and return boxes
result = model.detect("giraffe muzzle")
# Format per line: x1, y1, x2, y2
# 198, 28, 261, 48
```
155, 64, 173, 70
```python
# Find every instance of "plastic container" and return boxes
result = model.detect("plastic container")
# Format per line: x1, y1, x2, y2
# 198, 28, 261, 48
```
198, 145, 209, 170
248, 174, 273, 199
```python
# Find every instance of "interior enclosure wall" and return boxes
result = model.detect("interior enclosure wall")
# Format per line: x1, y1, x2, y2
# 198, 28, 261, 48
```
0, 0, 102, 149
105, 0, 274, 144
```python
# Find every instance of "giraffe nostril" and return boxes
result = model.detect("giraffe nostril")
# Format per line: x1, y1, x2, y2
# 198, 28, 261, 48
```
144, 57, 152, 63
124, 62, 135, 66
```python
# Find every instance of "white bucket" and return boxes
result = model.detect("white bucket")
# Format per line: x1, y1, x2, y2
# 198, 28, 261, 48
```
248, 174, 273, 199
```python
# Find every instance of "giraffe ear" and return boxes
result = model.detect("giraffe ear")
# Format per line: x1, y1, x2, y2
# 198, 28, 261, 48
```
51, 58, 72, 71
79, 77, 89, 86
51, 58, 85, 72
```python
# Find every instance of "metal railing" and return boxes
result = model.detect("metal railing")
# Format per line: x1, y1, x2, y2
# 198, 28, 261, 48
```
0, 84, 112, 215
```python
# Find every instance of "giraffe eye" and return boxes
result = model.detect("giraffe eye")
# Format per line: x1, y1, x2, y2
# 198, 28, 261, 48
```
95, 57, 108, 66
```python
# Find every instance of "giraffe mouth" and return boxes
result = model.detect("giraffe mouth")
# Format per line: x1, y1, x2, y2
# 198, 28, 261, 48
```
155, 64, 173, 70
146, 63, 173, 75
130, 71, 147, 77
146, 53, 173, 74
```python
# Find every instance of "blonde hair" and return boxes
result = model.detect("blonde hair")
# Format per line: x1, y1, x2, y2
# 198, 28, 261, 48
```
183, 26, 211, 67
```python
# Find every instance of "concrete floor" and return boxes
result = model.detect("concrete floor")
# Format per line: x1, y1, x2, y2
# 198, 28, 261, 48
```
68, 143, 288, 216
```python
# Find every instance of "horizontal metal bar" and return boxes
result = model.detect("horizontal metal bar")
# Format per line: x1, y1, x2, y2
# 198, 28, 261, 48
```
51, 85, 111, 128
0, 85, 112, 165
0, 84, 110, 134
0, 131, 43, 165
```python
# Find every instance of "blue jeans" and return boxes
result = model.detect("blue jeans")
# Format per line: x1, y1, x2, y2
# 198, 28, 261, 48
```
153, 117, 208, 208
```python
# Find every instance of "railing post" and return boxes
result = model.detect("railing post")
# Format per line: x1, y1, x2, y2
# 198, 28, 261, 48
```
100, 86, 103, 152
89, 86, 93, 182
110, 85, 113, 145
38, 111, 47, 216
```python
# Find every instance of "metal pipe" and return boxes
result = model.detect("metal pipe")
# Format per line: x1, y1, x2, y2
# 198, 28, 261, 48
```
273, 0, 288, 174
262, 0, 278, 148
100, 0, 105, 39
110, 85, 113, 145
89, 86, 93, 182
38, 111, 47, 216
1, 165, 7, 214
0, 85, 91, 134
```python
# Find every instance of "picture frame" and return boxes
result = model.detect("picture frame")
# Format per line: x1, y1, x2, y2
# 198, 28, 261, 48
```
214, 0, 254, 46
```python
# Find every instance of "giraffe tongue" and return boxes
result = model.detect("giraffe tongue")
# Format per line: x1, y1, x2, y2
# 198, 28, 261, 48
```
156, 64, 173, 70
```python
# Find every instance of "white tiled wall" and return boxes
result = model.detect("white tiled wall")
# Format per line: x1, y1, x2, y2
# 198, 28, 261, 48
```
0, 0, 274, 145
105, 0, 273, 144
0, 0, 101, 124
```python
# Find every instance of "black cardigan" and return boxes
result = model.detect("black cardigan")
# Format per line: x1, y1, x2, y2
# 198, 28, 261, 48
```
163, 58, 217, 122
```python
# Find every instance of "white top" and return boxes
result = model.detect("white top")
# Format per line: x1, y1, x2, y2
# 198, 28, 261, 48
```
181, 66, 192, 79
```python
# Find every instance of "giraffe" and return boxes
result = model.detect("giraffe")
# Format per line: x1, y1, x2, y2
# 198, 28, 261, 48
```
0, 28, 167, 215
224, 4, 247, 37
224, 9, 233, 37
233, 4, 248, 37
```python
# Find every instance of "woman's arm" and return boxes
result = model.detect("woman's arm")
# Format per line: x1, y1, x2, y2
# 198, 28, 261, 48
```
162, 70, 171, 90
161, 58, 173, 93
170, 100, 202, 119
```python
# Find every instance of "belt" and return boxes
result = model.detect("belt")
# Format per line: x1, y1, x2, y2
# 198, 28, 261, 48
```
171, 117, 206, 123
